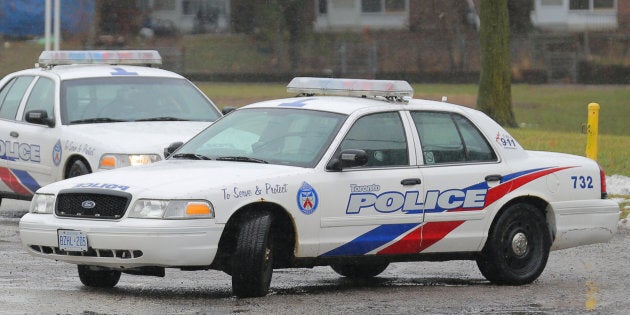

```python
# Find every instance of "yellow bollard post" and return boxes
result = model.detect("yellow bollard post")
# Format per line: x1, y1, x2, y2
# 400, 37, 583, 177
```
585, 103, 600, 160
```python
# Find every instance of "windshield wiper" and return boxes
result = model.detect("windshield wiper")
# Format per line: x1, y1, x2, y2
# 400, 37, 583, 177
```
170, 153, 212, 160
135, 117, 189, 122
70, 118, 127, 124
216, 156, 268, 164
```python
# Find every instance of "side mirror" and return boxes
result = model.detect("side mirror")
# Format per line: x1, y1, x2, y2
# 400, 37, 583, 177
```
221, 106, 236, 115
326, 149, 368, 171
164, 141, 184, 159
25, 110, 55, 127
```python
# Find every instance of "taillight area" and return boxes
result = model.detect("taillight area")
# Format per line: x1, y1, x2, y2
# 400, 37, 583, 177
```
599, 164, 608, 199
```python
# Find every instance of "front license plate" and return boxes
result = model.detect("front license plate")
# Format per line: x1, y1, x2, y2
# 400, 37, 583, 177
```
58, 230, 88, 252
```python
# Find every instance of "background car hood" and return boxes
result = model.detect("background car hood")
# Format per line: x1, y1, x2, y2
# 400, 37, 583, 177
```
65, 121, 211, 154
41, 159, 311, 198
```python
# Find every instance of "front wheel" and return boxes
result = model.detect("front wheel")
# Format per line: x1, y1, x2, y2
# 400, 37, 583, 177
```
66, 159, 91, 178
78, 265, 121, 288
331, 262, 389, 279
231, 211, 274, 298
476, 203, 551, 285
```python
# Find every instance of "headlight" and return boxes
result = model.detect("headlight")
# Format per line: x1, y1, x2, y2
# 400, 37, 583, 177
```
29, 194, 56, 214
99, 154, 161, 170
129, 199, 214, 219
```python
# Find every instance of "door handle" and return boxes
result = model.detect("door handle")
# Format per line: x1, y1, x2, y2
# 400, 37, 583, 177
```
401, 178, 421, 186
485, 174, 503, 182
10, 131, 19, 138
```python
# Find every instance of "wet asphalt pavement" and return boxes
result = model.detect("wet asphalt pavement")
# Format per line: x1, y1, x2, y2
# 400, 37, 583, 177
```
1, 200, 629, 314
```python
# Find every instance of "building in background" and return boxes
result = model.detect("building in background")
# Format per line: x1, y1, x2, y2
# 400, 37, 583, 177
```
140, 0, 231, 34
530, 0, 618, 31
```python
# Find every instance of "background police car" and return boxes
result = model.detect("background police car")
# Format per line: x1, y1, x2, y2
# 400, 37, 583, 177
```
0, 50, 221, 205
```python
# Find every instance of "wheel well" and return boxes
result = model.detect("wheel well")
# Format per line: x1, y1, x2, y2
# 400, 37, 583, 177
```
64, 155, 93, 179
490, 196, 555, 242
213, 202, 296, 273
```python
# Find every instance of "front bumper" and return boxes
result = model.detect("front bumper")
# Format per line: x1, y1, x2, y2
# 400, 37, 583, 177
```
19, 213, 224, 269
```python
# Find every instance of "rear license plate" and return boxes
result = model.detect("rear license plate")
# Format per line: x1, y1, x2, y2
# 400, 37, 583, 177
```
58, 230, 88, 252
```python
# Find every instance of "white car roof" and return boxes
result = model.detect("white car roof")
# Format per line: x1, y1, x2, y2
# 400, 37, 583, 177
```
7, 50, 182, 81
12, 64, 183, 81
244, 95, 474, 116
241, 77, 479, 116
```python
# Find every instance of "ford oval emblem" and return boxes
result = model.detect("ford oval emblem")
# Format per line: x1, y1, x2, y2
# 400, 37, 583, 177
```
81, 200, 96, 209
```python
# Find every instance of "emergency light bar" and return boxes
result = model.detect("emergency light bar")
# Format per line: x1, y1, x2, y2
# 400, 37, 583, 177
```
287, 77, 413, 99
38, 50, 162, 67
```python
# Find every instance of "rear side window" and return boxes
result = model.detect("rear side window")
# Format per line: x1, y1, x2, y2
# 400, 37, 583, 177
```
411, 111, 497, 164
0, 76, 35, 120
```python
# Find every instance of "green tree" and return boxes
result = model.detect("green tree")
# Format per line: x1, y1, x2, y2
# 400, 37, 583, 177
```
231, 0, 309, 71
477, 0, 517, 127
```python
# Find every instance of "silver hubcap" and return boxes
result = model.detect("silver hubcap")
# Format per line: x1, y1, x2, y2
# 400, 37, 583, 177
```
512, 232, 528, 256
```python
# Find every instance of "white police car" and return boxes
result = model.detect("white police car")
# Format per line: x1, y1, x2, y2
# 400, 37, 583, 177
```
0, 50, 221, 205
19, 77, 619, 298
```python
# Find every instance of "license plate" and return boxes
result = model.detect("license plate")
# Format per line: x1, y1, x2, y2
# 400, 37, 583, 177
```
58, 230, 88, 252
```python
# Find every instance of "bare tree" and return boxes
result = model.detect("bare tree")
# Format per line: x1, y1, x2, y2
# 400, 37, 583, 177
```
477, 0, 517, 127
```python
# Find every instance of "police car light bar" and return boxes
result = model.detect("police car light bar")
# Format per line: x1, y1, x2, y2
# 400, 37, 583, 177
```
38, 50, 162, 67
287, 77, 413, 99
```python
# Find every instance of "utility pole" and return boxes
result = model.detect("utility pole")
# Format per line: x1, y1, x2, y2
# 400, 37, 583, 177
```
44, 0, 61, 51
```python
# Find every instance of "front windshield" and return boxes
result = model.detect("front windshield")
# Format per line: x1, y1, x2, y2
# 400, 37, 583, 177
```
60, 77, 221, 124
175, 108, 346, 167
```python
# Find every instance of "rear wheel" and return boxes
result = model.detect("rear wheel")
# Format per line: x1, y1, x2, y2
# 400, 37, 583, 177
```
66, 159, 91, 178
77, 265, 121, 288
331, 262, 389, 279
231, 211, 274, 298
476, 203, 551, 285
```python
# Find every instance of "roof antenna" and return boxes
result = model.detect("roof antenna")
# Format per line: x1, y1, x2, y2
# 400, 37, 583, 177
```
441, 96, 447, 102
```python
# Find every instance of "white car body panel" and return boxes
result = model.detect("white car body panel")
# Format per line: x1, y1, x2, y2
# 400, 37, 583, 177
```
18, 80, 619, 283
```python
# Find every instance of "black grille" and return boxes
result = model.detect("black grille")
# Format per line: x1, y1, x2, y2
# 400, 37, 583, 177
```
55, 188, 132, 219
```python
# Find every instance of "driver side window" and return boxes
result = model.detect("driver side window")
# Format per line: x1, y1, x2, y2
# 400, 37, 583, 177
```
339, 112, 409, 167
23, 77, 55, 121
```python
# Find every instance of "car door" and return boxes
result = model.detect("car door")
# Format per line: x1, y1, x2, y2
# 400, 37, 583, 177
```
0, 75, 38, 198
409, 110, 510, 253
316, 111, 425, 257
2, 76, 57, 196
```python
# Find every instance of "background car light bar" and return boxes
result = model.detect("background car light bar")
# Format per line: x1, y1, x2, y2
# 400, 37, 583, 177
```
38, 50, 162, 66
287, 77, 414, 98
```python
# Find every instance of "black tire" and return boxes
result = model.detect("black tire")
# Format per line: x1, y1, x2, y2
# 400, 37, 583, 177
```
331, 262, 389, 279
231, 211, 274, 298
77, 265, 121, 288
66, 159, 91, 179
476, 203, 551, 285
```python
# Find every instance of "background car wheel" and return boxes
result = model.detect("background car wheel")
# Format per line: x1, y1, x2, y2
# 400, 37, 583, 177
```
476, 202, 551, 285
66, 159, 91, 178
231, 211, 274, 298
77, 265, 121, 288
330, 262, 389, 279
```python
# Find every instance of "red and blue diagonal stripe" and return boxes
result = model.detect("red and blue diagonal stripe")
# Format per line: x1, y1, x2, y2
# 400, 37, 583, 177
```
0, 167, 41, 196
321, 166, 573, 257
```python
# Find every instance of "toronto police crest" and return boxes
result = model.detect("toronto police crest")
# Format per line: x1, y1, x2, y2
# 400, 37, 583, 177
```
297, 181, 318, 215
52, 140, 62, 166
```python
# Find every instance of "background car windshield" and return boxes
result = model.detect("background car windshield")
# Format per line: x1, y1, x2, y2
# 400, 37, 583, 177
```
179, 108, 346, 167
60, 77, 221, 124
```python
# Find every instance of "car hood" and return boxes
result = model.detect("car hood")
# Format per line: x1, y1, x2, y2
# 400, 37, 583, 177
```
65, 121, 211, 154
40, 159, 311, 198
